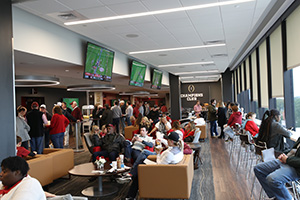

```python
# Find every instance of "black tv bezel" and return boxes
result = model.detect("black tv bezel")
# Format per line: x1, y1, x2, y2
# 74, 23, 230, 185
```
83, 42, 115, 82
151, 68, 163, 90
129, 60, 147, 87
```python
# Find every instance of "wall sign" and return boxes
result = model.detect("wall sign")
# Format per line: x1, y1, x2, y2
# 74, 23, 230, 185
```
181, 84, 203, 101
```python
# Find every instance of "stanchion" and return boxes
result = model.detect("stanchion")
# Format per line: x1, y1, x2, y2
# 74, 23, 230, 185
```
73, 121, 84, 153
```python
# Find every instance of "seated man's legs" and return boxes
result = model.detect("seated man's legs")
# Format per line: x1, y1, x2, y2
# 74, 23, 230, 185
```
254, 159, 300, 200
130, 149, 156, 177
131, 149, 141, 161
123, 140, 132, 160
108, 151, 119, 161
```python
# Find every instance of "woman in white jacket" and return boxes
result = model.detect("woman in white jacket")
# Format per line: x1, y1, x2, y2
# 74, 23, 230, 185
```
16, 106, 30, 149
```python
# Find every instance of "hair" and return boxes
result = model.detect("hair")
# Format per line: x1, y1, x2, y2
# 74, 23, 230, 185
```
135, 113, 143, 126
210, 99, 215, 104
105, 104, 110, 109
187, 121, 196, 131
257, 109, 281, 143
127, 101, 131, 105
114, 101, 118, 105
140, 116, 151, 130
218, 101, 225, 108
139, 125, 148, 132
1, 156, 29, 177
172, 121, 181, 130
246, 112, 256, 119
172, 139, 184, 152
101, 125, 106, 132
235, 102, 240, 107
62, 102, 67, 105
16, 136, 22, 144
53, 105, 62, 115
230, 102, 235, 108
231, 105, 239, 112
92, 125, 100, 133
16, 105, 27, 116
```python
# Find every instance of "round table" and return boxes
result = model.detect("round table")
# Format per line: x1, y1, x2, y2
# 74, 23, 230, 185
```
68, 162, 128, 197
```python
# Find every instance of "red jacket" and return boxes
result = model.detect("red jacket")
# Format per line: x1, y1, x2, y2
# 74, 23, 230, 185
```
133, 106, 140, 118
183, 130, 195, 140
50, 114, 69, 135
227, 112, 242, 127
245, 120, 259, 137
71, 107, 82, 121
17, 146, 31, 158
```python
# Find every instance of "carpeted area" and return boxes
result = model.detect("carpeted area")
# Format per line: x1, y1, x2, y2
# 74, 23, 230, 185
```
189, 139, 215, 200
47, 139, 215, 200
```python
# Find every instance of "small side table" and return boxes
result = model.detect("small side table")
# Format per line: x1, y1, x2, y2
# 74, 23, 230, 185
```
187, 142, 203, 169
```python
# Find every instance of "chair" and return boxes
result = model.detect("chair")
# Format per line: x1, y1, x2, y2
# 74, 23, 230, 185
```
192, 128, 201, 143
83, 133, 93, 154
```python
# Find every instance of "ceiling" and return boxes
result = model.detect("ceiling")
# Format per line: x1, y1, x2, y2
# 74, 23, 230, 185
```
13, 0, 279, 94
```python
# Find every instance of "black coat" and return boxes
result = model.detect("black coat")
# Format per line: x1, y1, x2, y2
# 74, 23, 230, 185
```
217, 107, 227, 126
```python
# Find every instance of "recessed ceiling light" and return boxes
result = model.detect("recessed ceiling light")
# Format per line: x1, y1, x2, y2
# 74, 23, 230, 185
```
126, 34, 139, 38
129, 44, 225, 54
158, 61, 214, 68
65, 70, 69, 72
65, 0, 254, 25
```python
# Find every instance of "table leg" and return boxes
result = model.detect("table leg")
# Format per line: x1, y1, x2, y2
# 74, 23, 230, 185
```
82, 176, 118, 197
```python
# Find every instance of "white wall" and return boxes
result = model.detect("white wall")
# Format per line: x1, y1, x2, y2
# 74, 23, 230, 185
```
12, 7, 169, 85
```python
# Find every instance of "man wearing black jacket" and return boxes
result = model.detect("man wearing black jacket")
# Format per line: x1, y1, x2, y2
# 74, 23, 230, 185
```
254, 137, 300, 200
61, 102, 76, 147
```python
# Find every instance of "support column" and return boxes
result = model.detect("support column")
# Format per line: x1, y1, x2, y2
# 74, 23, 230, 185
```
222, 68, 233, 102
169, 74, 181, 120
0, 0, 15, 161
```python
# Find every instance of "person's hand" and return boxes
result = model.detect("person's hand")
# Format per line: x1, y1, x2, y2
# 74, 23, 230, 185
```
278, 153, 288, 164
136, 137, 142, 142
33, 151, 37, 155
76, 119, 80, 122
155, 146, 163, 154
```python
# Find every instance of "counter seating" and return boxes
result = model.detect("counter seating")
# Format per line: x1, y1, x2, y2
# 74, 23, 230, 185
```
26, 148, 74, 186
138, 154, 194, 199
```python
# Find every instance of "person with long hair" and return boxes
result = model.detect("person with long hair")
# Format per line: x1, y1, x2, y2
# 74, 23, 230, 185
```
257, 109, 292, 152
183, 121, 196, 142
16, 106, 31, 149
217, 102, 227, 139
226, 105, 242, 127
242, 112, 259, 137
49, 106, 69, 148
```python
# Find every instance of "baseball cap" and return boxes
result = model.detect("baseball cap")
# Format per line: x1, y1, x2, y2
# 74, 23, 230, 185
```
165, 131, 179, 142
40, 104, 46, 109
105, 124, 114, 128
70, 101, 76, 105
56, 102, 62, 107
31, 102, 39, 108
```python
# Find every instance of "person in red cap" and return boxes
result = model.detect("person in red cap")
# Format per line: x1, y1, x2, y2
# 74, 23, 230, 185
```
26, 102, 48, 154
92, 123, 126, 162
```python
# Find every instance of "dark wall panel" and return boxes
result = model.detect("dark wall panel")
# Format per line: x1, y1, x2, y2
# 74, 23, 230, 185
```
0, 0, 15, 161
169, 74, 181, 120
222, 68, 233, 102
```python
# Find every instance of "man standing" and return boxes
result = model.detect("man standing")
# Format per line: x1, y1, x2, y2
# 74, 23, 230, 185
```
26, 102, 48, 154
70, 101, 83, 147
61, 102, 76, 147
39, 104, 52, 148
193, 100, 202, 117
207, 99, 218, 137
126, 101, 133, 126
111, 101, 122, 134
138, 101, 144, 116
100, 104, 113, 127
120, 100, 126, 134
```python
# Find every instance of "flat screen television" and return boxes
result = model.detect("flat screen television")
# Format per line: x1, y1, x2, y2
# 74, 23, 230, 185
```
83, 42, 114, 81
129, 60, 147, 87
151, 69, 163, 89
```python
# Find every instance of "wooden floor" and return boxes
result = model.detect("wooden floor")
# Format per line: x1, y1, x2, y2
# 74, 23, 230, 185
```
210, 136, 261, 200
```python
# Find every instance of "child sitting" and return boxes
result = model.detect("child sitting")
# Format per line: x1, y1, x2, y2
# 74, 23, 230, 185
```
16, 136, 36, 158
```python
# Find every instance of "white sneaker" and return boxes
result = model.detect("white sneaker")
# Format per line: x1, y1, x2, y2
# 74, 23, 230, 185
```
116, 176, 131, 184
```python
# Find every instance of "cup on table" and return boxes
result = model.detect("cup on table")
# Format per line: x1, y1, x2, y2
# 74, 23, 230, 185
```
112, 161, 117, 169
119, 154, 124, 163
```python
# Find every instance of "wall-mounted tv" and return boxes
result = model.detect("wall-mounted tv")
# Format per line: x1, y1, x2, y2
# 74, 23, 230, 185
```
129, 60, 147, 87
151, 69, 163, 89
83, 42, 114, 81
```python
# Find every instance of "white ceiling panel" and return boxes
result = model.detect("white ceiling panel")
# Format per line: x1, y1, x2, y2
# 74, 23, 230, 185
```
13, 0, 281, 86
58, 0, 104, 10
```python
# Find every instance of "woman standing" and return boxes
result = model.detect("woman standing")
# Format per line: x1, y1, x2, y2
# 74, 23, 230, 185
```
217, 102, 227, 139
50, 106, 69, 148
16, 106, 31, 149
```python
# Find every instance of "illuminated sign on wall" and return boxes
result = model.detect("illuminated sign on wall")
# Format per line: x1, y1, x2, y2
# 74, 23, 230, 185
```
181, 84, 203, 101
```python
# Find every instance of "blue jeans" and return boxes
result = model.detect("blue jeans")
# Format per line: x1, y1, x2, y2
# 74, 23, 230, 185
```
210, 120, 218, 136
92, 150, 119, 162
130, 149, 156, 177
113, 118, 120, 134
50, 132, 64, 148
254, 159, 300, 200
30, 136, 44, 154
126, 117, 132, 126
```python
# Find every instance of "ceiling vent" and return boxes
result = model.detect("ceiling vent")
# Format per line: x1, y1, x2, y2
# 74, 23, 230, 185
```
204, 40, 225, 45
211, 54, 228, 57
47, 11, 87, 22
58, 13, 78, 20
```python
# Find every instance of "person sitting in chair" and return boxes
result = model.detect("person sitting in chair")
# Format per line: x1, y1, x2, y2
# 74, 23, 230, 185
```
254, 137, 300, 200
0, 156, 46, 200
92, 124, 126, 161
124, 125, 154, 162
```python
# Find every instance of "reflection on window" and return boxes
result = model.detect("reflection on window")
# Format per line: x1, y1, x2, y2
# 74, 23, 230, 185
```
293, 66, 300, 132
276, 97, 285, 126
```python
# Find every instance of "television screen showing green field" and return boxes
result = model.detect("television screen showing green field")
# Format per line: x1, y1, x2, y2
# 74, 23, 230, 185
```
151, 69, 162, 89
129, 61, 147, 87
84, 43, 114, 81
